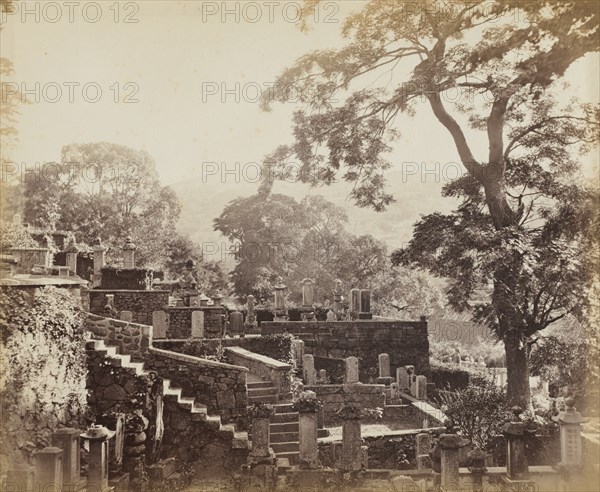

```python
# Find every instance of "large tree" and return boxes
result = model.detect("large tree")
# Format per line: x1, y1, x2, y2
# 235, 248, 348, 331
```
262, 0, 599, 406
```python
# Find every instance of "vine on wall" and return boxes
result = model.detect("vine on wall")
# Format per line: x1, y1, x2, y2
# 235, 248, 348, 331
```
0, 286, 89, 468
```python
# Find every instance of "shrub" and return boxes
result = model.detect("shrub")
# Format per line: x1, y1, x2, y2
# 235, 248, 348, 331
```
437, 377, 510, 452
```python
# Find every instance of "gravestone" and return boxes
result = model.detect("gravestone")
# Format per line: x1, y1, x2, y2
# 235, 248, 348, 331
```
326, 309, 336, 321
229, 311, 243, 336
301, 278, 316, 306
350, 289, 361, 315
119, 311, 133, 323
396, 367, 410, 391
345, 356, 359, 384
303, 354, 316, 385
152, 311, 168, 339
378, 353, 390, 377
191, 310, 204, 338
416, 375, 428, 400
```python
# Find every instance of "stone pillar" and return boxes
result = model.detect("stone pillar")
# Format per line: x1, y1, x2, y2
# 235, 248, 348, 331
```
273, 277, 287, 315
81, 425, 115, 492
350, 288, 361, 319
396, 366, 410, 392
301, 278, 316, 306
152, 310, 168, 339
503, 406, 533, 482
65, 250, 78, 275
230, 311, 244, 336
293, 339, 305, 366
4, 464, 35, 491
122, 237, 136, 268
438, 430, 464, 491
35, 447, 63, 490
191, 310, 204, 338
359, 289, 372, 319
416, 375, 428, 400
93, 240, 106, 287
245, 294, 256, 332
345, 356, 359, 384
97, 413, 125, 473
250, 415, 272, 458
51, 427, 82, 487
302, 354, 316, 385
332, 279, 343, 317
340, 406, 363, 471
553, 397, 587, 468
298, 409, 319, 468
468, 448, 487, 492
416, 433, 432, 469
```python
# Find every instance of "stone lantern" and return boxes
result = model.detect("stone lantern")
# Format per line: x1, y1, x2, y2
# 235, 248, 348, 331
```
502, 406, 535, 486
273, 276, 287, 320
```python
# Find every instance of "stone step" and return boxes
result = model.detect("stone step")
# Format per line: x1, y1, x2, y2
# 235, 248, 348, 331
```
248, 394, 278, 404
276, 451, 299, 464
273, 403, 294, 413
270, 422, 299, 433
272, 412, 299, 423
247, 387, 278, 397
270, 441, 299, 453
247, 381, 274, 389
206, 415, 221, 430
146, 458, 176, 481
270, 431, 298, 443
275, 458, 291, 475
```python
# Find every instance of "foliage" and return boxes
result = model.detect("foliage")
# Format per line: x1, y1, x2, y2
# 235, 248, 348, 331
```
438, 377, 510, 452
0, 286, 89, 466
529, 332, 600, 415
0, 221, 39, 249
247, 402, 274, 419
263, 0, 600, 406
292, 394, 322, 413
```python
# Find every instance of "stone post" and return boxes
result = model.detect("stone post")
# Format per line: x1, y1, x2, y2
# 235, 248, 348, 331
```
350, 288, 361, 319
396, 366, 410, 391
297, 400, 319, 468
93, 239, 106, 287
301, 278, 315, 306
359, 289, 372, 319
122, 236, 136, 269
250, 406, 274, 458
293, 339, 305, 366
553, 397, 587, 469
333, 279, 343, 318
81, 425, 115, 492
340, 405, 363, 471
273, 276, 287, 318
52, 427, 82, 488
438, 423, 467, 492
4, 464, 35, 491
302, 354, 316, 385
503, 406, 534, 483
245, 294, 256, 333
468, 448, 488, 492
416, 433, 432, 469
35, 447, 63, 490
230, 311, 244, 336
345, 356, 359, 384
97, 412, 125, 473
416, 375, 428, 400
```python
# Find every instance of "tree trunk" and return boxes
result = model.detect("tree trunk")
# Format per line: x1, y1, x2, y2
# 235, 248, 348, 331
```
503, 326, 531, 408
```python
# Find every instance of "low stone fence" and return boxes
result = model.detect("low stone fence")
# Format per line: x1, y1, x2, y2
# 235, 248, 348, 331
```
161, 306, 224, 339
142, 347, 248, 426
85, 313, 152, 357
225, 347, 292, 400
304, 384, 386, 425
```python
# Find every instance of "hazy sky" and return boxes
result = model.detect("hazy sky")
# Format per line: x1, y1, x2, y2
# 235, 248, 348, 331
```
2, 0, 598, 247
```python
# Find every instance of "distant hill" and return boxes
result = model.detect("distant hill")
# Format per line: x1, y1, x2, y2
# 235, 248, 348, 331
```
170, 169, 458, 268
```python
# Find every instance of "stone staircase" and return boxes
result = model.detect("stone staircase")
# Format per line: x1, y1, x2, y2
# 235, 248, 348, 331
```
247, 381, 328, 465
88, 340, 250, 449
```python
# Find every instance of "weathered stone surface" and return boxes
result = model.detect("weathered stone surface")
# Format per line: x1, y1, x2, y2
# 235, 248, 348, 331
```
89, 290, 169, 325
378, 353, 390, 378
345, 356, 359, 384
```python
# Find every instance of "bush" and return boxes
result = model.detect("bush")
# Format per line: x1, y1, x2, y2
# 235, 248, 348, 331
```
437, 377, 510, 452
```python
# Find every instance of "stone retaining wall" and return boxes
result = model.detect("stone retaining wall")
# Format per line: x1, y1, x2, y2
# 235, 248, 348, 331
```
165, 306, 224, 339
85, 313, 152, 357
262, 320, 430, 381
142, 347, 248, 426
89, 290, 170, 325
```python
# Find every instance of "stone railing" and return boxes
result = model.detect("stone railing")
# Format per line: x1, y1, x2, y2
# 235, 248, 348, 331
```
225, 346, 292, 400
143, 347, 248, 425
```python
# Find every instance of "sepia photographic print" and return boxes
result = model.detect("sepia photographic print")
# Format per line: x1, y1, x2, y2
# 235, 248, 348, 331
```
1, 0, 599, 490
